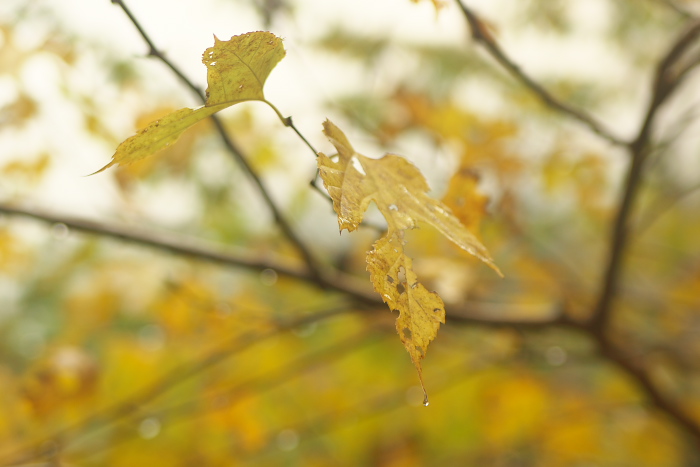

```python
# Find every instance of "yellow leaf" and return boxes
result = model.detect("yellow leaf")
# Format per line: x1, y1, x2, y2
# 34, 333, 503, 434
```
318, 120, 500, 272
91, 105, 225, 174
367, 231, 445, 401
317, 119, 502, 402
93, 32, 285, 174
203, 32, 285, 105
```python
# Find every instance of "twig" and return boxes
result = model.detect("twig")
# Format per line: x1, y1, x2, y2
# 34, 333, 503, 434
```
0, 203, 307, 281
635, 181, 700, 235
454, 1, 700, 444
0, 307, 350, 466
142, 329, 381, 422
241, 355, 503, 464
67, 329, 383, 464
590, 20, 700, 334
454, 0, 625, 146
595, 335, 700, 445
0, 203, 380, 305
651, 0, 697, 19
3, 202, 700, 444
110, 0, 323, 279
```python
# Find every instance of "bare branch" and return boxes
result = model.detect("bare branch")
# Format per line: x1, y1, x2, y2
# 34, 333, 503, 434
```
109, 0, 323, 279
454, 0, 625, 146
636, 181, 700, 235
452, 3, 700, 443
3, 202, 700, 445
0, 306, 350, 466
590, 19, 700, 334
0, 203, 308, 281
595, 335, 700, 446
651, 0, 697, 18
69, 329, 383, 464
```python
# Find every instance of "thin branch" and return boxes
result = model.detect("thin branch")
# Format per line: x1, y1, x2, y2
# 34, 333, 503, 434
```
635, 181, 700, 235
0, 203, 382, 306
595, 335, 700, 446
651, 0, 697, 18
453, 3, 700, 442
454, 0, 625, 146
0, 203, 307, 281
144, 331, 381, 427
0, 202, 659, 333
0, 307, 350, 467
68, 330, 383, 465
4, 202, 700, 444
590, 20, 700, 333
242, 355, 503, 464
110, 0, 323, 279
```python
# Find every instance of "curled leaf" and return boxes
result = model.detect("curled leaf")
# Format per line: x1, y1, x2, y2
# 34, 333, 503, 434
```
318, 119, 501, 274
318, 119, 502, 403
367, 231, 445, 404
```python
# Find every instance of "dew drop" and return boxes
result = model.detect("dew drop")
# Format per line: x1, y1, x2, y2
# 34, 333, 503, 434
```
260, 268, 278, 286
545, 346, 567, 366
138, 418, 161, 439
138, 324, 165, 351
423, 394, 430, 407
51, 223, 69, 239
276, 429, 299, 451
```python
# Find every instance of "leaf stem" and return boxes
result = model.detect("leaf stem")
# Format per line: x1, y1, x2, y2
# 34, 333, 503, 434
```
263, 99, 319, 156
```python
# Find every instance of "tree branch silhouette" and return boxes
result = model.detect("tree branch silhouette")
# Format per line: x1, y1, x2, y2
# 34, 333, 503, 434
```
2, 201, 700, 446
454, 0, 625, 146
454, 3, 700, 447
590, 19, 700, 334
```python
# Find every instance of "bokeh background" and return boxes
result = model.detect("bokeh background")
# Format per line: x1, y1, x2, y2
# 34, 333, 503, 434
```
1, 0, 700, 465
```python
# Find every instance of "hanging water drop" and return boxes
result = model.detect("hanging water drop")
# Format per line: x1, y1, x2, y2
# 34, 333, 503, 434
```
423, 392, 430, 407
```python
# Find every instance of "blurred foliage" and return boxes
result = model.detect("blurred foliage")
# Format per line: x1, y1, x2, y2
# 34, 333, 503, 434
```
1, 0, 700, 466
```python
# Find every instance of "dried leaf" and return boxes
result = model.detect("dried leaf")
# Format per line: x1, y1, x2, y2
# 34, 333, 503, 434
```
318, 120, 500, 271
318, 119, 502, 402
93, 32, 285, 174
367, 231, 446, 403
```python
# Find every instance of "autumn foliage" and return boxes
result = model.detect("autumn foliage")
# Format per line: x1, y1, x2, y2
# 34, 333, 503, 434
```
1, 1, 700, 466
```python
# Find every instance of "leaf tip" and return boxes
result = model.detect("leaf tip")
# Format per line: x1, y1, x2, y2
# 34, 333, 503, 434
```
86, 160, 115, 176
489, 261, 504, 278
